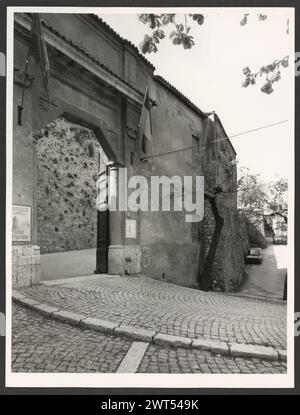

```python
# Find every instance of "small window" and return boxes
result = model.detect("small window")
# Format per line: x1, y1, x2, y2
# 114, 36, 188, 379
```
192, 135, 200, 153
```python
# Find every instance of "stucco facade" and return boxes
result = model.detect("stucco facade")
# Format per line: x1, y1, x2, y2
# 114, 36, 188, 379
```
12, 13, 245, 290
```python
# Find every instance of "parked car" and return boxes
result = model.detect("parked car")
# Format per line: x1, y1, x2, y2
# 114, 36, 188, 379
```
273, 232, 287, 244
246, 247, 263, 264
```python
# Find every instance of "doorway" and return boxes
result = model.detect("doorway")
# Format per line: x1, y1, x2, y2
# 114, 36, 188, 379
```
35, 117, 109, 280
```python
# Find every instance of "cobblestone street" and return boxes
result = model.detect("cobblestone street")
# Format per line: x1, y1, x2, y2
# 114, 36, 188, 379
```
12, 305, 287, 374
18, 274, 287, 349
12, 305, 130, 373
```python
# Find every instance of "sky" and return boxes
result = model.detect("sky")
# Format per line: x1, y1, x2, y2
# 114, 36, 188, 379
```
100, 8, 294, 182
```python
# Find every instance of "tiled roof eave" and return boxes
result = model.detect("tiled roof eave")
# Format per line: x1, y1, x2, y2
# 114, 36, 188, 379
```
89, 14, 156, 71
40, 19, 145, 102
17, 13, 215, 127
154, 75, 207, 120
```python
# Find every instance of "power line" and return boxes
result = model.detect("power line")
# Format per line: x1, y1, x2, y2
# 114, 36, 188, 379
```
210, 119, 289, 144
140, 119, 289, 161
141, 146, 193, 161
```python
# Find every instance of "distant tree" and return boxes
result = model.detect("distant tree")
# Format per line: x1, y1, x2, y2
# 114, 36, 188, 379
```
237, 166, 288, 212
237, 167, 268, 212
268, 177, 288, 210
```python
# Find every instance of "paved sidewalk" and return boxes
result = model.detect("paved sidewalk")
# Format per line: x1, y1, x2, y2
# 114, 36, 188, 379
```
18, 274, 287, 350
12, 305, 287, 374
240, 239, 287, 300
41, 248, 96, 281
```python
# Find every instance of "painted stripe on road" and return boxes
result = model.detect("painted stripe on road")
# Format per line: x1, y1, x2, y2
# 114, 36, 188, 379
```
116, 341, 149, 373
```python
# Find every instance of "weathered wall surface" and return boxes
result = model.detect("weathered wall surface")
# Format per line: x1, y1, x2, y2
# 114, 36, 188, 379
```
239, 210, 266, 235
36, 118, 100, 254
125, 83, 243, 290
126, 78, 205, 287
12, 13, 245, 291
198, 199, 249, 291
192, 116, 247, 291
12, 37, 41, 287
12, 16, 123, 286
239, 211, 268, 249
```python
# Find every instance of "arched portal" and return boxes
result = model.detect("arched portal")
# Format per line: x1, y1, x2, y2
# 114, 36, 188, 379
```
12, 12, 146, 288
34, 117, 110, 281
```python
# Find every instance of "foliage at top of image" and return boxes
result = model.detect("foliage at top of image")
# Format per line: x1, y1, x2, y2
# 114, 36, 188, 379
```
138, 14, 204, 54
242, 56, 289, 94
137, 13, 290, 94
240, 13, 267, 26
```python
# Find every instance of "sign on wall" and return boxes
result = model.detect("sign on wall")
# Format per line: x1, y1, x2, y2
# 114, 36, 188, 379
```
125, 219, 137, 239
12, 204, 31, 242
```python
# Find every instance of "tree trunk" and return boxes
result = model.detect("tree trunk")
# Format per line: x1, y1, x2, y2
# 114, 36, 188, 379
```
199, 195, 224, 291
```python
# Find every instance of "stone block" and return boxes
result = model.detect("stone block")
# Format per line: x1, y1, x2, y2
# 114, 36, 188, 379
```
17, 255, 32, 266
33, 245, 40, 255
12, 290, 26, 301
154, 333, 192, 348
81, 317, 119, 334
114, 325, 155, 342
18, 297, 40, 308
31, 303, 60, 317
52, 310, 87, 326
31, 263, 41, 285
277, 349, 287, 362
108, 245, 125, 274
229, 343, 278, 361
192, 338, 229, 355
22, 245, 33, 256
12, 262, 18, 287
16, 265, 32, 287
124, 245, 142, 274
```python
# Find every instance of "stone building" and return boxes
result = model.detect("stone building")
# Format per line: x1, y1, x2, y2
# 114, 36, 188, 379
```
12, 13, 247, 290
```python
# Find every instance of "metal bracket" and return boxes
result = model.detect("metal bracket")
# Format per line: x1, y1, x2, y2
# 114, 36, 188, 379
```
14, 67, 34, 88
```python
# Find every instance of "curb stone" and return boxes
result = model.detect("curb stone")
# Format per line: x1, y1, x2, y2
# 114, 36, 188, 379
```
277, 349, 287, 362
52, 310, 87, 326
12, 290, 26, 300
192, 338, 229, 355
12, 292, 286, 362
81, 317, 119, 334
229, 342, 278, 361
154, 333, 192, 348
14, 296, 40, 308
31, 303, 61, 317
115, 325, 156, 342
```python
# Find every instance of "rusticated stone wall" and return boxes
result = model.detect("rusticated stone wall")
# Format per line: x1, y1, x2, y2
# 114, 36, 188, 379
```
36, 118, 100, 254
240, 213, 268, 249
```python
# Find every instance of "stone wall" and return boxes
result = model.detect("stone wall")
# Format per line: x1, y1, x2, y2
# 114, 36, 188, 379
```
36, 118, 100, 254
12, 245, 40, 287
239, 210, 266, 236
239, 211, 268, 249
197, 198, 249, 292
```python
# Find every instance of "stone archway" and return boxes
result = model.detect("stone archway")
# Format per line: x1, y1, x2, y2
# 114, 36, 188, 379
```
34, 117, 109, 281
12, 12, 139, 287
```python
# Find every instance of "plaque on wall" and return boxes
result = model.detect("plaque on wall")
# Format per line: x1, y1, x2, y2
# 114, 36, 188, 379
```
125, 219, 137, 239
12, 204, 31, 242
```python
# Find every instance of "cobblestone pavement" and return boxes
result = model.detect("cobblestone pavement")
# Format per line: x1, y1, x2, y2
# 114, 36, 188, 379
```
12, 305, 287, 374
19, 274, 287, 349
12, 304, 130, 373
137, 345, 287, 374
